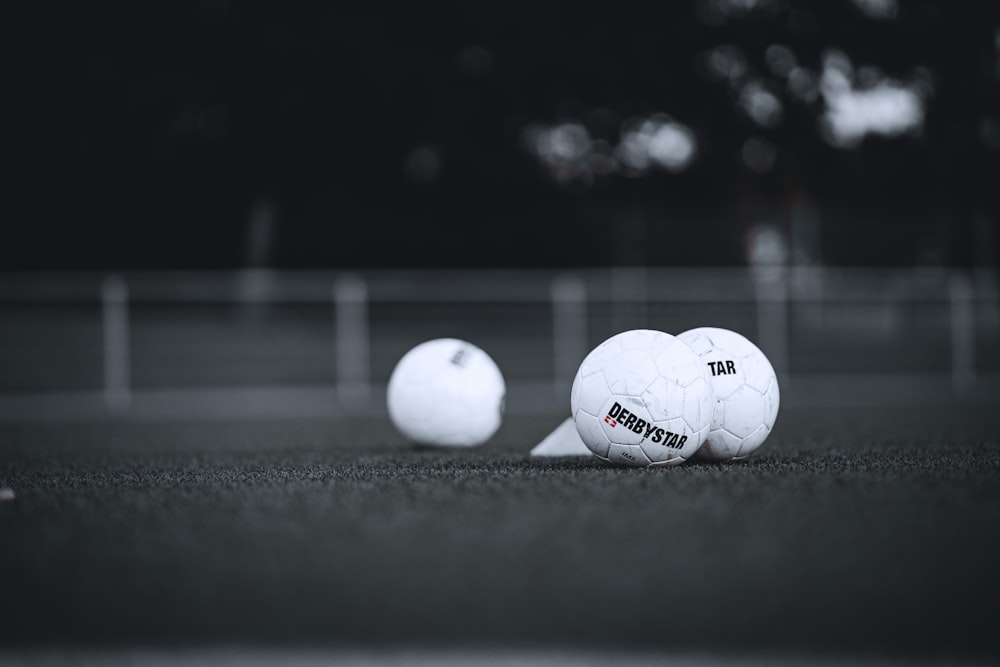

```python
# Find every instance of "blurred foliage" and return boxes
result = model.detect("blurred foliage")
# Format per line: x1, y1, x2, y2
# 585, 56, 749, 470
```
10, 1, 1000, 268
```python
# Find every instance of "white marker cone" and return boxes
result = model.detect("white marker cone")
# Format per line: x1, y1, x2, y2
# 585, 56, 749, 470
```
529, 417, 592, 457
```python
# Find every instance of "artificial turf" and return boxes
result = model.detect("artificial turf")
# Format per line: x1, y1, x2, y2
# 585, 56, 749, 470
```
1, 406, 998, 661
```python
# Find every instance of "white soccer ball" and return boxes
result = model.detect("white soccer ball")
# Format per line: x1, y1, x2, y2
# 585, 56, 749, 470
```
570, 329, 714, 467
677, 327, 780, 461
386, 338, 506, 447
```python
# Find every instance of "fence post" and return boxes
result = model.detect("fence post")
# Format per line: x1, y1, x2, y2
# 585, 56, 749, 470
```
949, 272, 975, 393
752, 265, 789, 386
334, 273, 371, 405
102, 275, 131, 413
551, 275, 587, 400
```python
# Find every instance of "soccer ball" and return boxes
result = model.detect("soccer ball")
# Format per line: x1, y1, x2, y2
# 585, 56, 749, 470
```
387, 338, 506, 447
570, 329, 714, 467
677, 327, 780, 461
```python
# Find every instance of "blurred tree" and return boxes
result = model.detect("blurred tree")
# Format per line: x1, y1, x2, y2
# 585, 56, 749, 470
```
6, 0, 998, 269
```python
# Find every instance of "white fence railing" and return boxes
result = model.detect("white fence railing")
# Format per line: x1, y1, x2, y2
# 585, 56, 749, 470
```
0, 267, 996, 418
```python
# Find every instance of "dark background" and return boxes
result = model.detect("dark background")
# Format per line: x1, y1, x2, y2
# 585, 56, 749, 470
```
10, 0, 1000, 270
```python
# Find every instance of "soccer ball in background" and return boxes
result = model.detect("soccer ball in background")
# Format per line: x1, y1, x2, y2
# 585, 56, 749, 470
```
677, 327, 780, 461
571, 329, 714, 467
387, 338, 506, 447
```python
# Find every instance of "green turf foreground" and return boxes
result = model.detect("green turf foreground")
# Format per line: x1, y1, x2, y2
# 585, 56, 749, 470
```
1, 407, 998, 663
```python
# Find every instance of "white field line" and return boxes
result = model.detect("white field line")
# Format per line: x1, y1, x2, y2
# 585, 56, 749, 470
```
0, 648, 989, 667
0, 374, 998, 423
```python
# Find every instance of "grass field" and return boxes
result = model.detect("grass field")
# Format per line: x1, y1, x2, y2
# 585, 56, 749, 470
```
2, 405, 998, 665
1, 269, 997, 665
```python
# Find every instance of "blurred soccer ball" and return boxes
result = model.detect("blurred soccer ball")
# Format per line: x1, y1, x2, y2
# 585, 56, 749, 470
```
677, 327, 780, 461
570, 329, 714, 467
387, 338, 506, 447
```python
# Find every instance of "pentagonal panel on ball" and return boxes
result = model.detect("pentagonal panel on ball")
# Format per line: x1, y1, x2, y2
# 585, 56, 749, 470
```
573, 371, 613, 418
721, 385, 768, 440
607, 443, 651, 467
601, 349, 657, 398
575, 410, 610, 458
